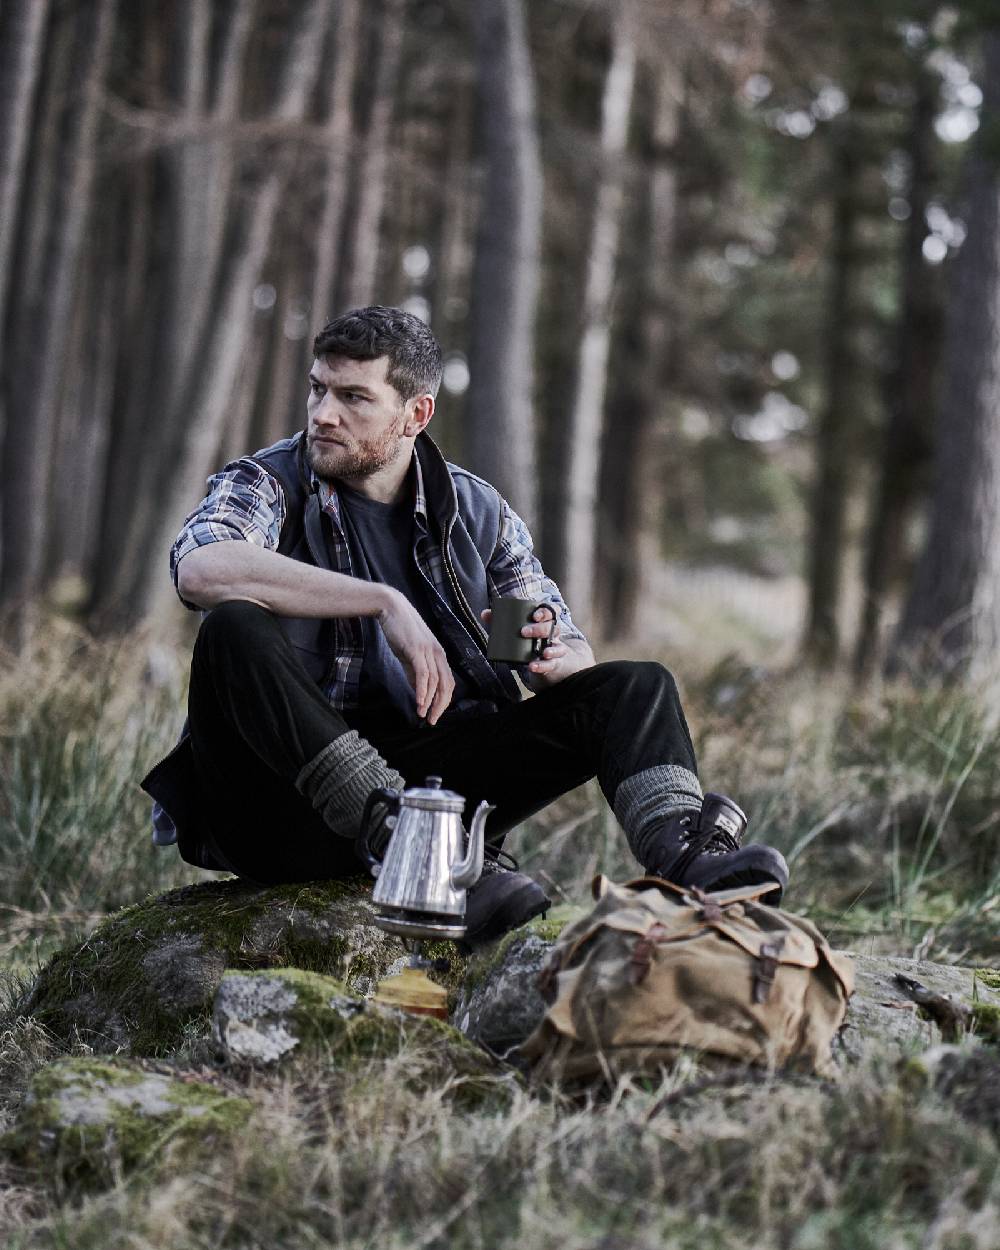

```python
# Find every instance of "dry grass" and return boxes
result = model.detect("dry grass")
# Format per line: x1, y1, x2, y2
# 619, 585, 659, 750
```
0, 1035, 997, 1250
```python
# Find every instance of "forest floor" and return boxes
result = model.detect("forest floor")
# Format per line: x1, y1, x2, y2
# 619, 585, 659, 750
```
0, 606, 998, 1249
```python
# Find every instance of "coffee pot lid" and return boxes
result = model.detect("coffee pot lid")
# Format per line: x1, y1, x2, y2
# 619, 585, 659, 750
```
401, 775, 466, 813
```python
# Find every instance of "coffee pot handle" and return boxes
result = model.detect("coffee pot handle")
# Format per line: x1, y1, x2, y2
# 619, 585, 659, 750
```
356, 786, 402, 879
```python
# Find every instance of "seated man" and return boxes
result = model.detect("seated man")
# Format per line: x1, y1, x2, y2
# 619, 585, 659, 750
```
142, 305, 788, 943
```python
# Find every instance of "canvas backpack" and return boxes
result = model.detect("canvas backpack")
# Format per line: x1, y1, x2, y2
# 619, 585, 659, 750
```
520, 875, 855, 1083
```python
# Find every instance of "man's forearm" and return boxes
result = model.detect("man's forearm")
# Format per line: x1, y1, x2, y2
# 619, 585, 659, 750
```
176, 542, 392, 620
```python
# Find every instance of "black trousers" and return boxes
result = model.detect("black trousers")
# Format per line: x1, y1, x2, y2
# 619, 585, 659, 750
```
188, 600, 698, 884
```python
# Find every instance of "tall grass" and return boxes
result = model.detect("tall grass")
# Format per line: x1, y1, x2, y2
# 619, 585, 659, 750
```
0, 624, 201, 929
690, 664, 1000, 959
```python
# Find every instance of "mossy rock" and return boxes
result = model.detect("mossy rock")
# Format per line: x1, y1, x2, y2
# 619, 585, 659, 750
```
214, 969, 517, 1108
2, 1056, 252, 1186
453, 912, 580, 1054
836, 954, 1000, 1062
19, 877, 437, 1056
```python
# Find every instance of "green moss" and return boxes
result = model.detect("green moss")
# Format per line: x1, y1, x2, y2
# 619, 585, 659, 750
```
218, 969, 514, 1110
897, 1054, 931, 1094
457, 909, 575, 1000
974, 968, 1000, 993
3, 1056, 252, 1187
970, 1003, 1000, 1042
525, 908, 578, 944
18, 877, 416, 1057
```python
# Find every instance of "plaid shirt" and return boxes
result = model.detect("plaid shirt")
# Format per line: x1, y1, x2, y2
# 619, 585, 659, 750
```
171, 448, 586, 713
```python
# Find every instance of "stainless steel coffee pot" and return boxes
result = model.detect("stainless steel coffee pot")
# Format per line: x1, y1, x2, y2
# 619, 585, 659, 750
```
356, 777, 495, 939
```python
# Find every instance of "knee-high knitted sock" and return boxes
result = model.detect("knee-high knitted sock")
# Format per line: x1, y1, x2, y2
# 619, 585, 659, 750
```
295, 730, 405, 841
613, 765, 703, 868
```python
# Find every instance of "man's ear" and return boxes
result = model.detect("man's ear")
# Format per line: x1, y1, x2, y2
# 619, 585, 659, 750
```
402, 393, 434, 438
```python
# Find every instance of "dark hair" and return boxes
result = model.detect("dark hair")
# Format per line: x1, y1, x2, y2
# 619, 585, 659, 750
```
312, 305, 443, 400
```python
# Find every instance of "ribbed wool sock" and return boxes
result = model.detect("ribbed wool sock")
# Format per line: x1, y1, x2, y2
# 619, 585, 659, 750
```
613, 765, 703, 868
295, 730, 405, 840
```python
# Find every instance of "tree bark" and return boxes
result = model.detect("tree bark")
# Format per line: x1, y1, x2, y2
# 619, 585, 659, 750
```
309, 0, 361, 330
466, 0, 543, 526
51, 229, 118, 591
0, 0, 51, 355
596, 65, 680, 643
890, 30, 1000, 682
338, 0, 404, 311
561, 10, 637, 632
0, 0, 116, 641
89, 1, 258, 624
801, 125, 862, 668
853, 68, 939, 678
139, 0, 331, 626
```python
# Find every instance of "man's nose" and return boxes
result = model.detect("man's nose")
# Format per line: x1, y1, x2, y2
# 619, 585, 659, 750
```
313, 394, 342, 425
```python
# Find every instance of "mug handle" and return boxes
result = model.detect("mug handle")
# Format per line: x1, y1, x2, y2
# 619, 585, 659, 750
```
356, 786, 401, 879
530, 604, 558, 660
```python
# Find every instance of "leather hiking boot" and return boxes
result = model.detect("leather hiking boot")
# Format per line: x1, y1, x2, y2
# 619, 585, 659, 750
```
643, 793, 788, 904
462, 848, 551, 947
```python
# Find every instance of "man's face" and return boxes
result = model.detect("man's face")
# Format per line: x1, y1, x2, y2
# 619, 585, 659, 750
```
305, 355, 412, 482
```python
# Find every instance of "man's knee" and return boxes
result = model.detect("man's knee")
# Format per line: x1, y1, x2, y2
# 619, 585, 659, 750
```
599, 659, 680, 703
194, 599, 280, 663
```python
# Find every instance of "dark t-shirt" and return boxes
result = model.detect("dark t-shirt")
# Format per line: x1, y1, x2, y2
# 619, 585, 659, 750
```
337, 481, 476, 725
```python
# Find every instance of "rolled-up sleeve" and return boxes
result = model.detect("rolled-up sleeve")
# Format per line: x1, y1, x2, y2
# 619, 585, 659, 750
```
170, 459, 285, 609
486, 499, 587, 644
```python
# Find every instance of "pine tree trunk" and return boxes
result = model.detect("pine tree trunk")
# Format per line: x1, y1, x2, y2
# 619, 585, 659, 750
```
854, 69, 939, 678
465, 0, 543, 527
87, 145, 160, 625
139, 0, 331, 626
0, 0, 51, 354
166, 0, 257, 417
597, 67, 680, 643
561, 12, 636, 632
801, 126, 862, 668
338, 0, 404, 310
431, 89, 475, 454
309, 0, 361, 329
51, 235, 117, 591
890, 30, 1000, 681
0, 0, 115, 642
89, 2, 257, 624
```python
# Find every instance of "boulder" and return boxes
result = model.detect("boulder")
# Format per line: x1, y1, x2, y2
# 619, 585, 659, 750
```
19, 877, 439, 1056
835, 953, 1000, 1061
2, 1056, 252, 1183
453, 919, 568, 1055
212, 968, 514, 1107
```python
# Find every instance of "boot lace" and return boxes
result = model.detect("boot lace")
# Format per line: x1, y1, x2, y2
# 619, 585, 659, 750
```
670, 819, 742, 881
479, 846, 519, 876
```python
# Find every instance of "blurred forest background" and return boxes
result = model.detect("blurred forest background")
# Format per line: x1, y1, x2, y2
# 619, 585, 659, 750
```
1, 0, 999, 676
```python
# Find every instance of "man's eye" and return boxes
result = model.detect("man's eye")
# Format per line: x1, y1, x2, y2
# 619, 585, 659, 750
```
310, 383, 325, 397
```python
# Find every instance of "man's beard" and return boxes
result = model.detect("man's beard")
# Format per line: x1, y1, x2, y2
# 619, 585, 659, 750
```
306, 421, 402, 482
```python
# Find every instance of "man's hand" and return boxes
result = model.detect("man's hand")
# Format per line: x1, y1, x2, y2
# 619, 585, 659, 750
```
378, 589, 455, 724
480, 606, 595, 688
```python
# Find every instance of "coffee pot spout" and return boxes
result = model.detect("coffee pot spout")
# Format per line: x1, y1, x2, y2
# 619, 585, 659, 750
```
450, 800, 495, 890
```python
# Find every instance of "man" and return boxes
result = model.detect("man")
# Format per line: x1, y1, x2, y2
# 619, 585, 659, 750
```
142, 305, 788, 944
